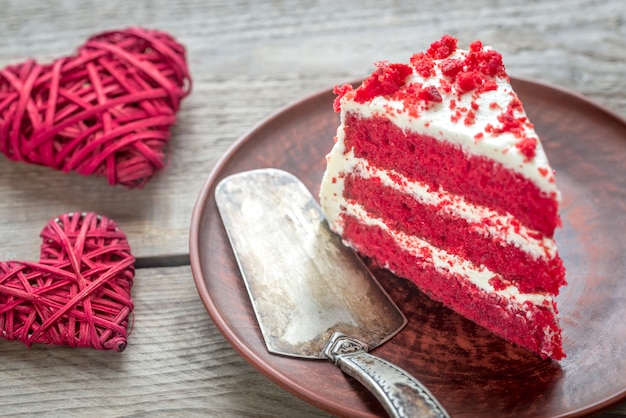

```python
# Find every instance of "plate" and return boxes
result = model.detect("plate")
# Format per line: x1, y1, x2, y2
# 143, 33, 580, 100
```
189, 77, 626, 417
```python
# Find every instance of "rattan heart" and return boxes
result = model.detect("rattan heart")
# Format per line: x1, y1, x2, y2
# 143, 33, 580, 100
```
0, 212, 135, 351
0, 27, 191, 188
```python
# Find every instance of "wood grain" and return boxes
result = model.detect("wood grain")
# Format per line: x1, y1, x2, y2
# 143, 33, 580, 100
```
0, 0, 623, 416
0, 266, 330, 416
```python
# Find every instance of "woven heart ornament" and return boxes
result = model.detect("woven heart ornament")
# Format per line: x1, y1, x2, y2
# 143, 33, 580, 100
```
0, 212, 135, 351
0, 27, 191, 187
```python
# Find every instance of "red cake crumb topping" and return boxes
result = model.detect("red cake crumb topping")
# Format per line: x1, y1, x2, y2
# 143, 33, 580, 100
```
427, 34, 458, 59
336, 36, 510, 113
517, 137, 538, 160
482, 97, 538, 160
456, 71, 483, 94
416, 85, 443, 103
479, 80, 499, 92
441, 58, 464, 78
333, 84, 354, 112
423, 35, 508, 97
354, 62, 413, 103
498, 98, 526, 132
337, 60, 446, 114
468, 40, 506, 77
397, 83, 437, 103
410, 52, 436, 77
464, 110, 476, 125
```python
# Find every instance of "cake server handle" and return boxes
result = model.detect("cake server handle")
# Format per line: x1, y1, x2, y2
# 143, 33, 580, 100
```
324, 332, 450, 418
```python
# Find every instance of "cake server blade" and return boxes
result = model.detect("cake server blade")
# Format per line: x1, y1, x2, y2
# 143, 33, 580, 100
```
216, 168, 449, 418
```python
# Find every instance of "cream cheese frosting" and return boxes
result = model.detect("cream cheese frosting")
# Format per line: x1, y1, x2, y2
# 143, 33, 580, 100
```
323, 153, 557, 260
336, 200, 553, 309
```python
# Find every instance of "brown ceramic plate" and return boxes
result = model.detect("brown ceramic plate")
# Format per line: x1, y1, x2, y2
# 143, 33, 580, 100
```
189, 77, 626, 418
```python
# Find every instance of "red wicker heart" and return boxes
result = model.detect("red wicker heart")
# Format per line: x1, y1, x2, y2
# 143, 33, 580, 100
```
0, 27, 191, 188
0, 212, 135, 351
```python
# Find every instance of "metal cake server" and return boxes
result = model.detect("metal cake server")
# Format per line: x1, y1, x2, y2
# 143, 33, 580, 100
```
215, 168, 449, 418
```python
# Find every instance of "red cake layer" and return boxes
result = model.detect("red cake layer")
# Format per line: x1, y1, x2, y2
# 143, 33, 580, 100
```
343, 174, 566, 294
341, 214, 564, 360
343, 113, 560, 237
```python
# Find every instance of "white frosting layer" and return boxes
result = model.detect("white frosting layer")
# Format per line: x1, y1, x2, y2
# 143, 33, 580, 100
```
349, 152, 557, 260
341, 201, 552, 309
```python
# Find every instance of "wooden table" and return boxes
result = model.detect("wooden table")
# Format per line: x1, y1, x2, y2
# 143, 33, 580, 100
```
0, 0, 623, 416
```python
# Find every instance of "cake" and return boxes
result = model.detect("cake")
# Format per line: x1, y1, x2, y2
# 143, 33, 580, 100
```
319, 35, 566, 360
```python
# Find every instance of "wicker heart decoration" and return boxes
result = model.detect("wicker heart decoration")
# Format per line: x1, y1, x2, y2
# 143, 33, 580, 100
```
0, 27, 191, 188
0, 212, 135, 351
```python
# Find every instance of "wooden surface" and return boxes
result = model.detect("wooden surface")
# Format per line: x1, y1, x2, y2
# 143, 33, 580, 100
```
0, 0, 623, 416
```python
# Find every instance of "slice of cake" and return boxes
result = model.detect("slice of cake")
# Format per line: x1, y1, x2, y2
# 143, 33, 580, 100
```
319, 35, 566, 360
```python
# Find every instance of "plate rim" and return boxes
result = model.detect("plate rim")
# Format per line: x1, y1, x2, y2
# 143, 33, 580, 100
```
189, 76, 626, 417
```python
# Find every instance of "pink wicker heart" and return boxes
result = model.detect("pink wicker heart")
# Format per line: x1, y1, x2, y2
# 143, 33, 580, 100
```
0, 27, 191, 187
0, 212, 135, 351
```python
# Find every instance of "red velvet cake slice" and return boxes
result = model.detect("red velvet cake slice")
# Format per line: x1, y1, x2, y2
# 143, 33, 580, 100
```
319, 35, 566, 360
